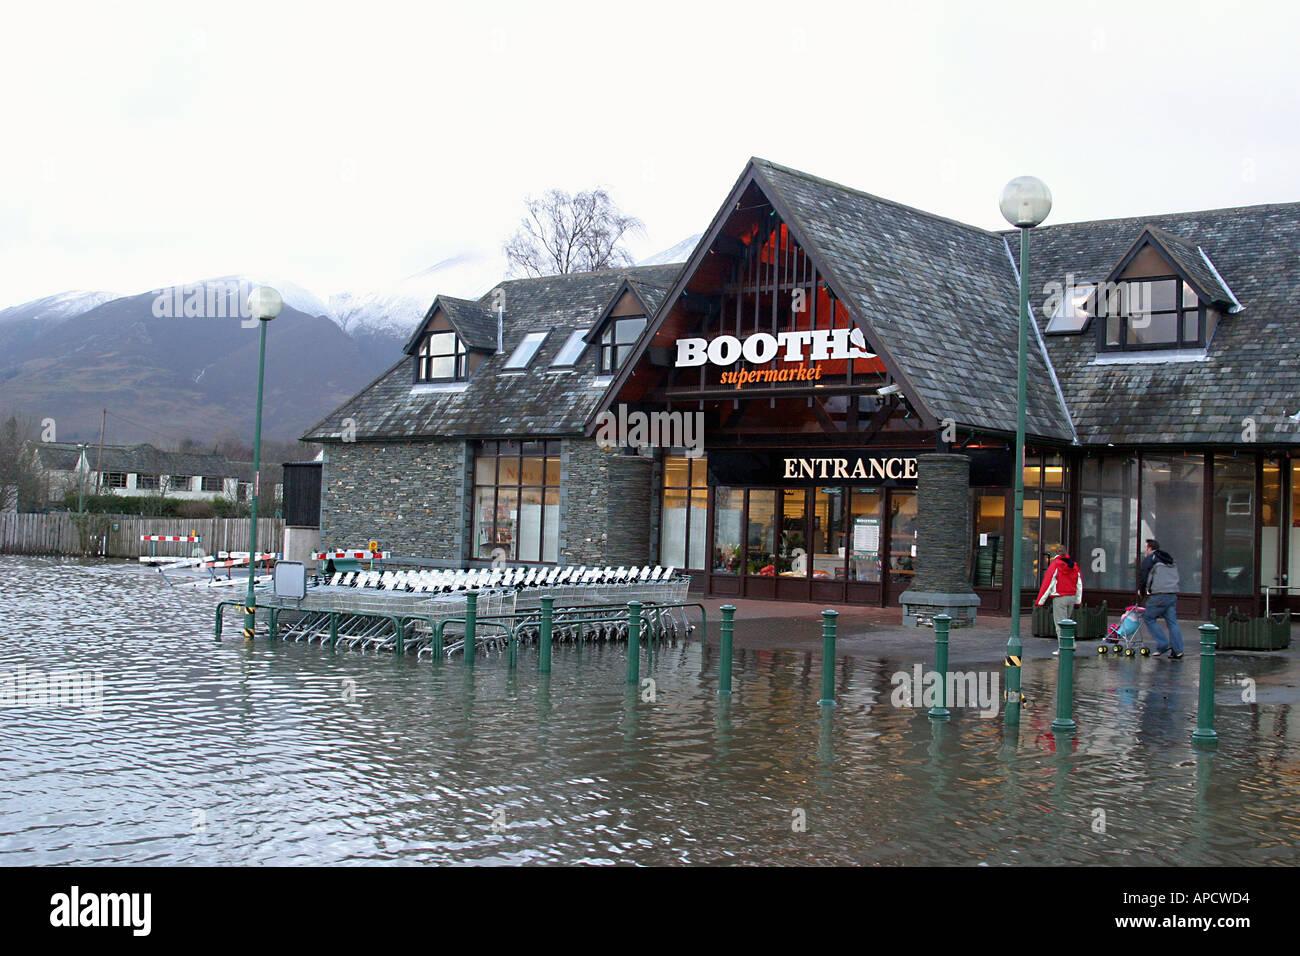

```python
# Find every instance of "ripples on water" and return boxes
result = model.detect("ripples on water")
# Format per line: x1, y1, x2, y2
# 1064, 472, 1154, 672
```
0, 556, 1297, 865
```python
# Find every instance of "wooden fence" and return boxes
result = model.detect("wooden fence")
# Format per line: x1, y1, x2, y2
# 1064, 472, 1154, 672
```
0, 513, 284, 559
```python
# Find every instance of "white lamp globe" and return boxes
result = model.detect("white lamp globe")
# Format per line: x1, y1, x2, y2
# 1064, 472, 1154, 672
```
999, 176, 1052, 228
247, 286, 283, 321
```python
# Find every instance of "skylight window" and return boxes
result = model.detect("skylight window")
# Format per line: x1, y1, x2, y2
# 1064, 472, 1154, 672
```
504, 331, 548, 369
1044, 282, 1095, 334
550, 329, 588, 367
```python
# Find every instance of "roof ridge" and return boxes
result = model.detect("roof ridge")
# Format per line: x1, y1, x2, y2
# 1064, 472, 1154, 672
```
750, 156, 1005, 240
1004, 199, 1300, 235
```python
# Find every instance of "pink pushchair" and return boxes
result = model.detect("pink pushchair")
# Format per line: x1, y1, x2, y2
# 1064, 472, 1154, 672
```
1099, 605, 1149, 658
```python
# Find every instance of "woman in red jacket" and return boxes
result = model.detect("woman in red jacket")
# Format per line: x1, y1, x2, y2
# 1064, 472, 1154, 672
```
1036, 547, 1083, 647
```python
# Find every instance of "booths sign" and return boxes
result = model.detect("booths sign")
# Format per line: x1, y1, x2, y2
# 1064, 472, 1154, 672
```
675, 328, 877, 389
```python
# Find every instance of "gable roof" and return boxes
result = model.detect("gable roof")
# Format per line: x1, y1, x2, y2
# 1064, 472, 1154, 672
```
30, 442, 244, 477
402, 295, 500, 354
1101, 224, 1241, 311
303, 264, 684, 441
591, 157, 1075, 441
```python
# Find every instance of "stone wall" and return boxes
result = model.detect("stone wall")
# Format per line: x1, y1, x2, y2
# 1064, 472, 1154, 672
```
558, 439, 655, 566
900, 453, 980, 627
319, 440, 468, 560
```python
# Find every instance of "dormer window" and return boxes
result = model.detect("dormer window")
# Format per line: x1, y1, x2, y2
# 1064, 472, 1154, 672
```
599, 316, 646, 373
1098, 278, 1208, 351
417, 331, 468, 382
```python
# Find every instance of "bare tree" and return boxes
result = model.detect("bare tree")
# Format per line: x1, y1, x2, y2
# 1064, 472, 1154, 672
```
0, 414, 41, 512
504, 189, 644, 277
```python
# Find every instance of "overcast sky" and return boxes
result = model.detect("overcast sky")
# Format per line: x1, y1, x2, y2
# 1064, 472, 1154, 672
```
2, 0, 1296, 306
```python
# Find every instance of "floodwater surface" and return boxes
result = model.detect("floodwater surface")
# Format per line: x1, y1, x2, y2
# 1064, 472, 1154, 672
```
0, 555, 1297, 865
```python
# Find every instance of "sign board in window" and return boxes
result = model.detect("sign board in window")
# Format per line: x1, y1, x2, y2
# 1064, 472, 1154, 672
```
852, 516, 880, 558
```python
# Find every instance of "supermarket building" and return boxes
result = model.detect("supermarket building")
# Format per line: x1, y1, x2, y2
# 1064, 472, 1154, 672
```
304, 158, 1300, 621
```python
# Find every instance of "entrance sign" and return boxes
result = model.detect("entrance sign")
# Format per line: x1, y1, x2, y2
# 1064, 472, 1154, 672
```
707, 447, 1012, 488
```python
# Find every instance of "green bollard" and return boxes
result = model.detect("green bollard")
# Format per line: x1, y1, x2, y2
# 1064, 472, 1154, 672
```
1192, 623, 1220, 747
818, 610, 838, 707
268, 608, 278, 641
329, 611, 338, 649
214, 605, 224, 642
928, 614, 951, 720
719, 605, 735, 696
464, 591, 478, 665
394, 619, 405, 657
626, 601, 642, 685
433, 620, 444, 658
1004, 635, 1023, 726
1052, 618, 1077, 734
540, 596, 553, 674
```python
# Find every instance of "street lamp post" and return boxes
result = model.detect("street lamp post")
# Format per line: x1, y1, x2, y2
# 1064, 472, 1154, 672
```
241, 286, 283, 641
999, 176, 1052, 726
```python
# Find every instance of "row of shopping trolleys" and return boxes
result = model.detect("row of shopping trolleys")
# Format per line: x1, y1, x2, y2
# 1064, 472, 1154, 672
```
324, 564, 678, 593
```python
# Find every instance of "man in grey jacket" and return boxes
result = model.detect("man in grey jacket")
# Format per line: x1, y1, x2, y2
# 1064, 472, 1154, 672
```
1138, 538, 1184, 658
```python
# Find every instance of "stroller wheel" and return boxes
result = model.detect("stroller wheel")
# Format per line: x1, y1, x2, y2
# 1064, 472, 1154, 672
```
1140, 647, 1150, 657
1098, 645, 1108, 655
1125, 648, 1135, 658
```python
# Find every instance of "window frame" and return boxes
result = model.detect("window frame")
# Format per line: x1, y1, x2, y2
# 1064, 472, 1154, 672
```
598, 316, 646, 374
659, 455, 709, 569
1096, 275, 1206, 352
415, 330, 469, 383
503, 330, 549, 370
471, 439, 563, 564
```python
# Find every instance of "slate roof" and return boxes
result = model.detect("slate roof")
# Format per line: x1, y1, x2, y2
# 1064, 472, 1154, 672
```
29, 442, 83, 472
304, 264, 683, 441
1018, 202, 1300, 445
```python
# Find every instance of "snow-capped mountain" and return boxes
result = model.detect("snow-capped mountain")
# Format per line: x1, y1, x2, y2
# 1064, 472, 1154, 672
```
0, 290, 120, 326
329, 252, 509, 339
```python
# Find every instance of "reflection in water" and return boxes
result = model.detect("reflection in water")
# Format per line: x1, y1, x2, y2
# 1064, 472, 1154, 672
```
0, 555, 1298, 865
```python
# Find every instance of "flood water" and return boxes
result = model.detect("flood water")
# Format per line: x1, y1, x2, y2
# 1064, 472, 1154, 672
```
1, 555, 1297, 865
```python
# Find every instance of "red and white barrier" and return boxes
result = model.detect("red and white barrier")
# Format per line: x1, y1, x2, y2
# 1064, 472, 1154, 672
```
312, 551, 391, 560
140, 535, 202, 542
201, 552, 280, 569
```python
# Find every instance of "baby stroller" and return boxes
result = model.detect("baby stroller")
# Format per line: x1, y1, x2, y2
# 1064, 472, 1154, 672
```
1099, 605, 1149, 658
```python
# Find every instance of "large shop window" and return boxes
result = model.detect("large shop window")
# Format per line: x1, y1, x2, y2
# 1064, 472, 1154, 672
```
1211, 456, 1254, 595
472, 440, 561, 563
1261, 460, 1283, 592
972, 492, 1005, 588
1079, 456, 1139, 592
712, 485, 888, 581
1021, 455, 1069, 588
659, 456, 708, 569
1140, 453, 1203, 593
